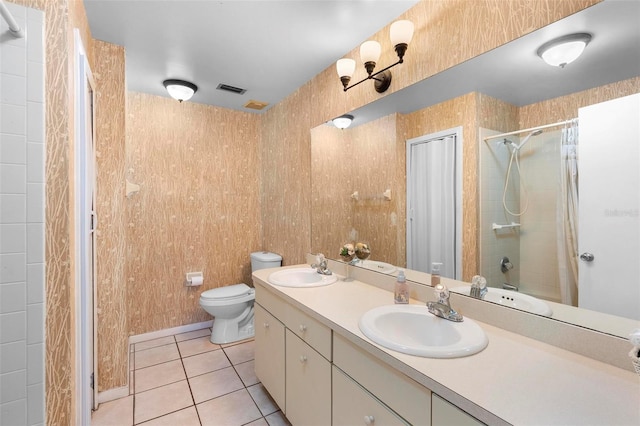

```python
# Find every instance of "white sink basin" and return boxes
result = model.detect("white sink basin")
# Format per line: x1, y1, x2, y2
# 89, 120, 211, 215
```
268, 268, 338, 288
357, 260, 397, 275
451, 286, 553, 317
358, 305, 488, 358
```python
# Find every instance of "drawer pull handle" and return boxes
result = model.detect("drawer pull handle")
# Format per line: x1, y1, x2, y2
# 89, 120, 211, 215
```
364, 415, 375, 425
263, 322, 269, 328
299, 355, 307, 363
299, 324, 307, 332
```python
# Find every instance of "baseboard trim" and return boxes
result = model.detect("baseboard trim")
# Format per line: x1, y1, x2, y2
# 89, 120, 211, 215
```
128, 320, 213, 345
97, 386, 129, 404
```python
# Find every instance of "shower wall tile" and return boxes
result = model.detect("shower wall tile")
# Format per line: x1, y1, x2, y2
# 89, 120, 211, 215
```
0, 3, 46, 424
0, 133, 26, 164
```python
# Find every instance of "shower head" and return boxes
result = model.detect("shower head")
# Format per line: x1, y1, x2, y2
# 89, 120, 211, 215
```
516, 129, 543, 150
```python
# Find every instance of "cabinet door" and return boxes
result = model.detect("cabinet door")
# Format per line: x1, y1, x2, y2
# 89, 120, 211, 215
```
254, 304, 285, 411
285, 329, 331, 426
432, 394, 485, 426
333, 366, 408, 426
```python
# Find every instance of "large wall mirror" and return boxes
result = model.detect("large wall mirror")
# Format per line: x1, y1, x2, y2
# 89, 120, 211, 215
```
310, 1, 640, 338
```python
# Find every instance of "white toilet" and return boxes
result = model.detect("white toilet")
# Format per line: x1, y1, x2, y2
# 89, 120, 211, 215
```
199, 251, 282, 344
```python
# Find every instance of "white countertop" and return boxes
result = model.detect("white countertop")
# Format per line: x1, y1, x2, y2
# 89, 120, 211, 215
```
253, 265, 640, 426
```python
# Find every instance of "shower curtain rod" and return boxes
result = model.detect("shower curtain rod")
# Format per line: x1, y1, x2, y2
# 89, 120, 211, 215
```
483, 119, 577, 142
0, 0, 24, 38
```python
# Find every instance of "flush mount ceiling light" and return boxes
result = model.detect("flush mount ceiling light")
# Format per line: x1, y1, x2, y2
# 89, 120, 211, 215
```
163, 79, 198, 102
332, 114, 354, 129
337, 20, 414, 93
537, 33, 592, 68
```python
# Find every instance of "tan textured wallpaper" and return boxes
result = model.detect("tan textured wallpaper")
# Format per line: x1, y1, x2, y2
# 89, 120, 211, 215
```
261, 82, 313, 265
125, 93, 262, 335
93, 40, 127, 392
519, 76, 640, 129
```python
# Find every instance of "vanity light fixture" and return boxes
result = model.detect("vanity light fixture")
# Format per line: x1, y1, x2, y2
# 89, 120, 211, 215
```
336, 20, 414, 93
537, 33, 592, 68
332, 114, 354, 129
163, 79, 198, 102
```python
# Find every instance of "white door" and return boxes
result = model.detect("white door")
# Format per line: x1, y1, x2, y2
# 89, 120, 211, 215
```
406, 128, 462, 279
578, 93, 640, 320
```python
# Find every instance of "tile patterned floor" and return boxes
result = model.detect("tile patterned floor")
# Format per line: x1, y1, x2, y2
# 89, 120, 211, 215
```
91, 328, 290, 426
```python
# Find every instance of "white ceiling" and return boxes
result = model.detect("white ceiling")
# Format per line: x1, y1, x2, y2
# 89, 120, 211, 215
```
84, 0, 640, 120
84, 0, 420, 113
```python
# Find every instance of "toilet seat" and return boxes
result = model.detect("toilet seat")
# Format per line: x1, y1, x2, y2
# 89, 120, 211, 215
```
200, 283, 255, 306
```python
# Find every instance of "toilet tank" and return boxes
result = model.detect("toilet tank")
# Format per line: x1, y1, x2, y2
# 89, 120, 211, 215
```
251, 251, 282, 272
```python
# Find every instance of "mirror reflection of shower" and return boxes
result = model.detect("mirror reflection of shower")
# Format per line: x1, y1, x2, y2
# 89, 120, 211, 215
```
480, 124, 571, 303
501, 129, 543, 217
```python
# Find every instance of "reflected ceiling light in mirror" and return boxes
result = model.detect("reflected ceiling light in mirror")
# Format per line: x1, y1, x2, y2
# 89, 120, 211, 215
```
332, 114, 354, 129
163, 79, 198, 102
336, 20, 414, 93
537, 33, 592, 68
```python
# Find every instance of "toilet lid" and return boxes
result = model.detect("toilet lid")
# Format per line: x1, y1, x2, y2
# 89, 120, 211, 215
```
200, 283, 253, 301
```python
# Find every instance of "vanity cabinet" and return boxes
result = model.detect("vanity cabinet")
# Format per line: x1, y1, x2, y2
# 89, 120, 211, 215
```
255, 286, 332, 424
254, 304, 285, 410
432, 394, 485, 426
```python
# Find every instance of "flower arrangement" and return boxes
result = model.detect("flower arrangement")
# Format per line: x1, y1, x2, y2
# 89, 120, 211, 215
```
339, 243, 355, 262
355, 242, 371, 260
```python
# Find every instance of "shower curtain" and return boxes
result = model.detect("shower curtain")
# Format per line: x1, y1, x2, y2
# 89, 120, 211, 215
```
407, 135, 457, 278
557, 119, 579, 306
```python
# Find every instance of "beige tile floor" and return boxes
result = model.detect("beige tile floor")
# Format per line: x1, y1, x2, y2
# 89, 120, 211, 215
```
91, 327, 291, 426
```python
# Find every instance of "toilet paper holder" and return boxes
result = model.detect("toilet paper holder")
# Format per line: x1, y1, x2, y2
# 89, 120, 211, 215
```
185, 272, 203, 287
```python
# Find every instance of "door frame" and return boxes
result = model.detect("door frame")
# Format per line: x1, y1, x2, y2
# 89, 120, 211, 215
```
406, 127, 463, 279
73, 29, 98, 423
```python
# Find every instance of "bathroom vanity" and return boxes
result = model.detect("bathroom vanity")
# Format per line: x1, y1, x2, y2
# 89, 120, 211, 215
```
253, 263, 640, 425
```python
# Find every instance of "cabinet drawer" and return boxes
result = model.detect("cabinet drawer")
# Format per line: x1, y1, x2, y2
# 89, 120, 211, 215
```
333, 333, 431, 425
285, 330, 331, 426
333, 366, 408, 426
255, 285, 288, 321
286, 304, 332, 361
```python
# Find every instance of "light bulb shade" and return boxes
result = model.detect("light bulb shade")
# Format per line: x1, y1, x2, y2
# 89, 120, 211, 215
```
163, 79, 198, 102
390, 20, 414, 46
360, 40, 381, 65
332, 114, 353, 129
336, 58, 356, 78
537, 33, 592, 68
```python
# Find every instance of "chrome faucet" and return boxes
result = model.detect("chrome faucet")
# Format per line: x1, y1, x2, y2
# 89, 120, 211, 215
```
470, 275, 488, 299
427, 284, 463, 322
311, 253, 332, 275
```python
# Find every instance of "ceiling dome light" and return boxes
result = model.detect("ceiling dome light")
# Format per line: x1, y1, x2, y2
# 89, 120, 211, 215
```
163, 79, 198, 102
537, 33, 592, 68
332, 114, 354, 130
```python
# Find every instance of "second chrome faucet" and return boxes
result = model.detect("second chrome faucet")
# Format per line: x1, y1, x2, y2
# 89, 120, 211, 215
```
427, 284, 463, 322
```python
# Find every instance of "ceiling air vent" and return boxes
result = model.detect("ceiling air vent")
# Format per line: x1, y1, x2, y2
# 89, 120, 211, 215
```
244, 100, 269, 110
216, 83, 246, 95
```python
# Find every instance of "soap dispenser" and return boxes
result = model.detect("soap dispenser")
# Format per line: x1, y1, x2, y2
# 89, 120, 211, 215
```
394, 269, 409, 304
431, 262, 443, 287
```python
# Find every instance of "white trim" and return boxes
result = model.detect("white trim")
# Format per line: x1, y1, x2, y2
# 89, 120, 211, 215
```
128, 320, 213, 344
73, 28, 97, 423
